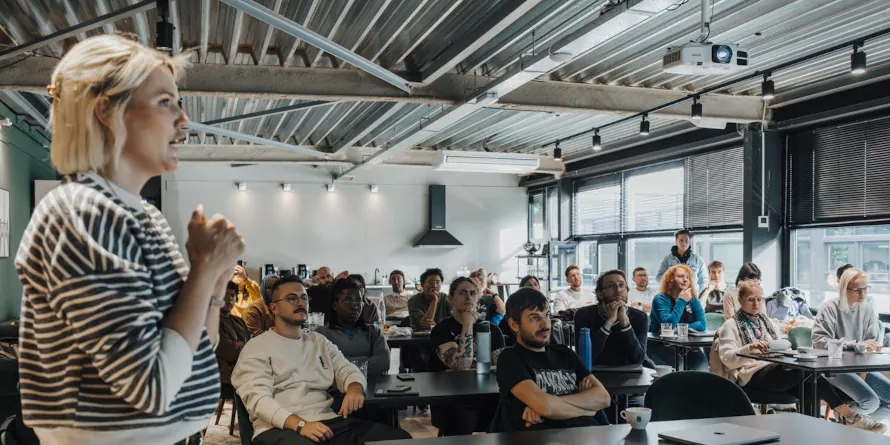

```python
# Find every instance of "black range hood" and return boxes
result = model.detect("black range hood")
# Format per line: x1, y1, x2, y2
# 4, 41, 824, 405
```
414, 184, 462, 248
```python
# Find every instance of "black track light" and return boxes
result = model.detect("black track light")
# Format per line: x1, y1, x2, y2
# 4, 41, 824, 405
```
851, 43, 867, 75
554, 143, 562, 161
640, 115, 650, 136
761, 73, 775, 100
691, 96, 702, 120
592, 130, 602, 151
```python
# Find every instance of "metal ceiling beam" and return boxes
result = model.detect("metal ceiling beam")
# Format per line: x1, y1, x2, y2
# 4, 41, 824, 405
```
331, 102, 407, 155
203, 100, 331, 126
333, 0, 688, 180
187, 122, 328, 158
2, 91, 49, 129
420, 0, 544, 84
227, 8, 245, 64
310, 0, 354, 67
220, 0, 411, 93
0, 0, 156, 63
128, 0, 152, 46
770, 64, 890, 109
252, 0, 284, 64
93, 0, 118, 35
0, 56, 764, 122
169, 0, 182, 55
199, 0, 211, 62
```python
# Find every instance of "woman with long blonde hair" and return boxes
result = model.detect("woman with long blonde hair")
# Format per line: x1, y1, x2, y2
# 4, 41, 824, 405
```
646, 264, 708, 370
15, 35, 244, 445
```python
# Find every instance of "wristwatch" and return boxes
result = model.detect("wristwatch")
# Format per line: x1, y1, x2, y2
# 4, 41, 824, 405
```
296, 420, 306, 433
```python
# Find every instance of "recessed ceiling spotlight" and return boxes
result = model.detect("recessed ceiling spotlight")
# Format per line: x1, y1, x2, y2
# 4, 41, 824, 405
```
281, 183, 292, 192
236, 182, 247, 191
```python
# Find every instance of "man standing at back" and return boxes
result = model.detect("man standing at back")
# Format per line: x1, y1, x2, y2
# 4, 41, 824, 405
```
495, 288, 611, 432
656, 230, 707, 295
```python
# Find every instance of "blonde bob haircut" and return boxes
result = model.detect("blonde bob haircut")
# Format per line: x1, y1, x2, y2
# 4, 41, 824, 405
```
838, 267, 868, 312
659, 264, 697, 298
48, 34, 189, 175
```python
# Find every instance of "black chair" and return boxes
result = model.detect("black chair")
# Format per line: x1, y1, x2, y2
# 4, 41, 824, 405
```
235, 394, 254, 445
644, 371, 756, 421
214, 383, 237, 436
742, 387, 799, 414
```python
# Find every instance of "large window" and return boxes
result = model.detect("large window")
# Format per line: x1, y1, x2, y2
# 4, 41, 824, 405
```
694, 232, 744, 288
627, 237, 675, 291
574, 175, 621, 235
547, 187, 558, 240
529, 192, 544, 241
625, 166, 684, 232
792, 224, 890, 313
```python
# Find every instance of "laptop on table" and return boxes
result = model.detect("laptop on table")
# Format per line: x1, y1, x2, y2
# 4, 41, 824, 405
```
658, 423, 780, 445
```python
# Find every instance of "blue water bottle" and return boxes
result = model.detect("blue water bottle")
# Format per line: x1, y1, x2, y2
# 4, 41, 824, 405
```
579, 327, 592, 371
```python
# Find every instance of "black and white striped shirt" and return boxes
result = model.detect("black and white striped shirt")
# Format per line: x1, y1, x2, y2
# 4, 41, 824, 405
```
15, 174, 218, 444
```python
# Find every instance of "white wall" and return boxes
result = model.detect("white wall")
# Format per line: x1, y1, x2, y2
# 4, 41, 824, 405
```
162, 163, 527, 284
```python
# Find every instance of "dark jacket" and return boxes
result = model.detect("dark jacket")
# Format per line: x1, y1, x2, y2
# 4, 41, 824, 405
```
574, 304, 648, 366
407, 292, 451, 330
308, 285, 333, 317
217, 314, 250, 384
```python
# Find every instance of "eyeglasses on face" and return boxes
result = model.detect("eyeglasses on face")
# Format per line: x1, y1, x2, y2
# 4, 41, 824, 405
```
271, 294, 310, 305
603, 282, 628, 291
847, 286, 872, 295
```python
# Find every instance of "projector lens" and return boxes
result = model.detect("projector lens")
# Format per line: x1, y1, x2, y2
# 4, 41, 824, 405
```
712, 45, 733, 64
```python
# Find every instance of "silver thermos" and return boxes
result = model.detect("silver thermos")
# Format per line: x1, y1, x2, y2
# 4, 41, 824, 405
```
476, 321, 491, 374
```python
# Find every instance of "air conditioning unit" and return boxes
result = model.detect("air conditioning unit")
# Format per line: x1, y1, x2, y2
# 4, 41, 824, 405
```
433, 151, 541, 174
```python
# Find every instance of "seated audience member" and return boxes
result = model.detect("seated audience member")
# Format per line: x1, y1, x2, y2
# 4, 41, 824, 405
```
347, 274, 380, 325
317, 279, 390, 376
765, 287, 814, 321
470, 268, 506, 326
713, 280, 885, 433
553, 265, 596, 313
834, 263, 876, 308
231, 265, 262, 318
232, 275, 411, 445
407, 268, 451, 330
308, 267, 350, 318
573, 270, 647, 366
383, 270, 412, 317
648, 265, 708, 371
699, 261, 727, 313
723, 262, 762, 320
244, 274, 280, 337
814, 268, 890, 423
519, 275, 541, 292
429, 277, 506, 436
496, 288, 611, 432
218, 281, 251, 385
627, 267, 654, 313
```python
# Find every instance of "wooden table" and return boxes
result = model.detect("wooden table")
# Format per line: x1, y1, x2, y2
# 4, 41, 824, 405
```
384, 333, 431, 348
738, 351, 890, 418
365, 369, 655, 428
368, 412, 884, 445
647, 333, 713, 370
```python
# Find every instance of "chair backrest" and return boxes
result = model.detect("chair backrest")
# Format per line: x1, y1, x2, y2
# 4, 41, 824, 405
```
705, 313, 725, 331
644, 371, 755, 421
787, 326, 813, 350
234, 394, 253, 445
877, 320, 886, 347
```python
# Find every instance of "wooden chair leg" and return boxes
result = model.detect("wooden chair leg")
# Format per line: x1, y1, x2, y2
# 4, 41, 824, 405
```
823, 402, 831, 421
229, 400, 237, 436
215, 399, 224, 425
760, 404, 769, 415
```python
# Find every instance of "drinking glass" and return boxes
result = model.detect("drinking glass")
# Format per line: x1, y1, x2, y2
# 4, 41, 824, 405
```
827, 339, 844, 360
677, 323, 689, 338
661, 323, 674, 336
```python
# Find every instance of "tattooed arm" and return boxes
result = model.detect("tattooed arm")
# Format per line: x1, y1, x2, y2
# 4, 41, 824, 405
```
436, 316, 477, 371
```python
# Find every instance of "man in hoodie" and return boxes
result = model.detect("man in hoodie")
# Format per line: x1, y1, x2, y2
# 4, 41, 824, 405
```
656, 229, 707, 295
244, 274, 280, 337
232, 275, 411, 445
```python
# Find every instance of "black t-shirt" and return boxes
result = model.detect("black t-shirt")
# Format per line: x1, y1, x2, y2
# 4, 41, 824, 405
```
494, 344, 599, 432
428, 317, 506, 372
477, 294, 497, 321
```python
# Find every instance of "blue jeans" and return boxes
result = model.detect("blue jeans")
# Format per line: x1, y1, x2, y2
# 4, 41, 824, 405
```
647, 340, 708, 371
827, 372, 890, 420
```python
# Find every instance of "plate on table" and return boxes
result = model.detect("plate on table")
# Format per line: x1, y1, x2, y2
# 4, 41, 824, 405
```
659, 333, 677, 339
796, 354, 818, 362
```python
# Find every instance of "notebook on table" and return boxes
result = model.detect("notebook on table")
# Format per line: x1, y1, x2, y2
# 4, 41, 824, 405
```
781, 350, 829, 357
688, 330, 717, 337
658, 423, 780, 445
589, 364, 643, 373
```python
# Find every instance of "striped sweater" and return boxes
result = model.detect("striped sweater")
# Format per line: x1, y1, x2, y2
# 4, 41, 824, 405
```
14, 174, 219, 444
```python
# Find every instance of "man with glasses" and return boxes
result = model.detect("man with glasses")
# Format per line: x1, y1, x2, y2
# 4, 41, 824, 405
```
573, 270, 648, 367
232, 275, 411, 445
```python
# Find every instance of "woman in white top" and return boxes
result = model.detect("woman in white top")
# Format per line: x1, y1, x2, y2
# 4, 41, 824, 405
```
15, 35, 245, 445
713, 281, 884, 433
722, 262, 761, 320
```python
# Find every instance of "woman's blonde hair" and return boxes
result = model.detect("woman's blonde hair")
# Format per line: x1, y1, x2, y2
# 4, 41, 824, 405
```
838, 267, 868, 312
48, 34, 189, 174
736, 279, 763, 309
659, 264, 697, 297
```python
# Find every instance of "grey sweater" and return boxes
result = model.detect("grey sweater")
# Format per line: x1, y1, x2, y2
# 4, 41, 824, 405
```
315, 324, 391, 376
812, 297, 878, 350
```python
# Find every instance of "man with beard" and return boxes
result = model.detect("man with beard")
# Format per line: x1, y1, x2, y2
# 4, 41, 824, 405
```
243, 274, 280, 337
232, 275, 410, 445
317, 279, 390, 376
495, 288, 611, 433
573, 270, 648, 367
308, 266, 349, 320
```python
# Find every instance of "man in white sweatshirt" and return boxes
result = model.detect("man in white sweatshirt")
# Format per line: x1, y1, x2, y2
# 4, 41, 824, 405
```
232, 275, 412, 445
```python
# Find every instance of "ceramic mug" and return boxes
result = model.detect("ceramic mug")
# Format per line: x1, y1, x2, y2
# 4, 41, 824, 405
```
654, 365, 674, 377
854, 343, 867, 354
621, 407, 652, 430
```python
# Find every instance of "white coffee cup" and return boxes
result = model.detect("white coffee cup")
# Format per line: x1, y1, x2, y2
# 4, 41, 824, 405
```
654, 365, 674, 377
621, 407, 652, 430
